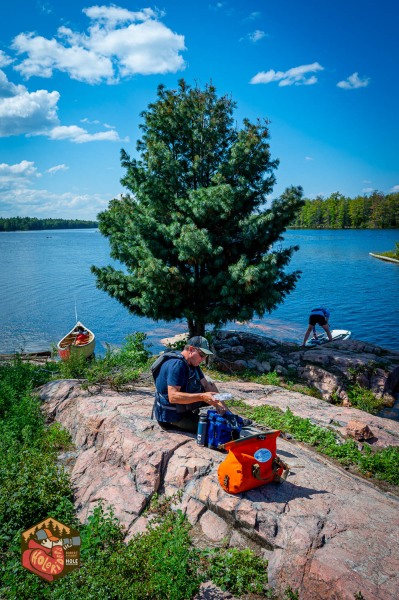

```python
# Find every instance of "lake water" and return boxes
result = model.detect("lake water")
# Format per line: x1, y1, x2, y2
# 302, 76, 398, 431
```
1, 229, 398, 355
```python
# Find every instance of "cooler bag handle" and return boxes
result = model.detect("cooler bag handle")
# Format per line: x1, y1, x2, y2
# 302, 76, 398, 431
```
252, 456, 290, 483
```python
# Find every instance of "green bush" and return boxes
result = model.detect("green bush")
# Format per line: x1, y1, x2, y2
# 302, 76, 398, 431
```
347, 384, 384, 414
0, 360, 76, 599
201, 547, 268, 596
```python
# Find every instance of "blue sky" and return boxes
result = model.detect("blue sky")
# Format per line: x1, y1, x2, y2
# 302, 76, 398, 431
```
0, 0, 398, 220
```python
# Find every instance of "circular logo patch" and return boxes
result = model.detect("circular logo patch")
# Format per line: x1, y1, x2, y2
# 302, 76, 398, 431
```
254, 448, 272, 463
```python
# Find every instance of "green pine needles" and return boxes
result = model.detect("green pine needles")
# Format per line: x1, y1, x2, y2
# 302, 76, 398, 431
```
92, 80, 304, 337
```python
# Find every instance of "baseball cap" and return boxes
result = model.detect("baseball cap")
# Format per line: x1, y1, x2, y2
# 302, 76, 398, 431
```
187, 336, 213, 355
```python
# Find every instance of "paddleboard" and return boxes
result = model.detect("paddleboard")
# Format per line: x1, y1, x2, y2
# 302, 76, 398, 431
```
306, 329, 351, 347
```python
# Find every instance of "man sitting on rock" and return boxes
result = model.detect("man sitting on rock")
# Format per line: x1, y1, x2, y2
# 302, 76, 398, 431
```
153, 336, 227, 432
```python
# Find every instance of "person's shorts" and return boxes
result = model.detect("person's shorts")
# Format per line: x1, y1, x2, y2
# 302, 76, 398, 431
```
309, 314, 327, 326
157, 411, 199, 433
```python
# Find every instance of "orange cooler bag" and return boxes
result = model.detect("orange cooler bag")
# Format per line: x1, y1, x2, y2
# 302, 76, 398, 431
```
217, 430, 289, 494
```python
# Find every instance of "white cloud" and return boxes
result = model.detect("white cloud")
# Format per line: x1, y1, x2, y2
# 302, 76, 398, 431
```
39, 2, 53, 15
0, 74, 60, 137
46, 125, 125, 143
250, 62, 324, 86
0, 186, 111, 218
81, 118, 101, 125
243, 12, 261, 22
0, 160, 40, 192
337, 72, 370, 89
305, 156, 313, 161
0, 159, 112, 218
46, 164, 69, 175
83, 5, 159, 26
242, 30, 266, 43
390, 185, 399, 193
0, 69, 26, 98
11, 5, 186, 84
0, 50, 13, 68
0, 69, 125, 142
12, 32, 115, 83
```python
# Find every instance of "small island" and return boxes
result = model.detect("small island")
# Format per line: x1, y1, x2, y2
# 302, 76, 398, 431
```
370, 241, 399, 264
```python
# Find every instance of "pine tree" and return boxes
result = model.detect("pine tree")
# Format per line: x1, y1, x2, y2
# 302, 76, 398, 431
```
92, 80, 304, 337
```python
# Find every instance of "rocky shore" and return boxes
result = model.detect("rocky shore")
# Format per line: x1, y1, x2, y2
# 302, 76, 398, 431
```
208, 330, 399, 410
38, 334, 399, 600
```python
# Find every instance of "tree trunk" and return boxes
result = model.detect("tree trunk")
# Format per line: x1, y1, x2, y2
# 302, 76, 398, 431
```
187, 319, 205, 338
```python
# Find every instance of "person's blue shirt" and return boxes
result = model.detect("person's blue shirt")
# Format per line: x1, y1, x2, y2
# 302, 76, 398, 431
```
156, 356, 204, 400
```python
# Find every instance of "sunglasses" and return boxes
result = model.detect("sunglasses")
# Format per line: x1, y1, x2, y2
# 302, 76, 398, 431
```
194, 347, 206, 358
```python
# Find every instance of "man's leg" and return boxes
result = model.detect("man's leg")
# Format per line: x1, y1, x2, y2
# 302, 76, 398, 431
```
170, 412, 199, 433
158, 412, 199, 433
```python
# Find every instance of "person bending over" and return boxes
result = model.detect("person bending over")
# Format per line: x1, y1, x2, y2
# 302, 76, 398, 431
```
302, 307, 333, 347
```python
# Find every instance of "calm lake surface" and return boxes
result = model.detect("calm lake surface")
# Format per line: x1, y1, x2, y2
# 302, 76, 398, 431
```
1, 229, 398, 354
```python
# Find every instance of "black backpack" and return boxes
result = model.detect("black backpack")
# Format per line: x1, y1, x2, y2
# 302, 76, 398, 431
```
151, 351, 187, 382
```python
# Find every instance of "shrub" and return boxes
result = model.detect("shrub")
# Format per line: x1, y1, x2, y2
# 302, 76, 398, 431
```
201, 547, 268, 596
347, 384, 384, 414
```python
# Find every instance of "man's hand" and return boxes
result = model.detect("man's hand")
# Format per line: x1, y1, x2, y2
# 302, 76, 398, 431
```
202, 392, 228, 414
215, 403, 227, 415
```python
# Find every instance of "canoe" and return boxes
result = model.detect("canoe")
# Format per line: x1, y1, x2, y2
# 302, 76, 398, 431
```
57, 321, 96, 360
306, 329, 351, 347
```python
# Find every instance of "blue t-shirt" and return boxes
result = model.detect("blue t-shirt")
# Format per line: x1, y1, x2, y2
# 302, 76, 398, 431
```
156, 356, 204, 400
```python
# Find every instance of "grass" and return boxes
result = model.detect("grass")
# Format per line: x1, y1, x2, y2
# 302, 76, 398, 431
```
205, 366, 322, 399
227, 400, 399, 486
1, 342, 299, 599
53, 332, 152, 389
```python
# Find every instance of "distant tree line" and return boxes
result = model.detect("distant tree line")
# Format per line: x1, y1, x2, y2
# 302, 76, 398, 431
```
0, 217, 98, 231
290, 191, 399, 229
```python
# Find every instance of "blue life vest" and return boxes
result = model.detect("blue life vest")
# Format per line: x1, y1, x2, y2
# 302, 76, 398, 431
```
151, 352, 204, 422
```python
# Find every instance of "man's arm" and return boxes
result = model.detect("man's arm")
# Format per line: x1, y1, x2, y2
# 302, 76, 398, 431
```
168, 385, 225, 411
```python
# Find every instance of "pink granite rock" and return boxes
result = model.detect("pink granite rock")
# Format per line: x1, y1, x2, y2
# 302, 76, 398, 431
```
346, 420, 375, 441
199, 510, 229, 542
209, 331, 399, 406
39, 379, 399, 600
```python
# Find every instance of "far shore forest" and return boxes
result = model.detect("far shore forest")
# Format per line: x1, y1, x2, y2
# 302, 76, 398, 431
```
0, 217, 98, 231
1, 191, 399, 232
290, 190, 399, 229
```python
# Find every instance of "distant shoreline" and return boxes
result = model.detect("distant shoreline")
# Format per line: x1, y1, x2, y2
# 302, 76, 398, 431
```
286, 226, 399, 230
0, 217, 98, 232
